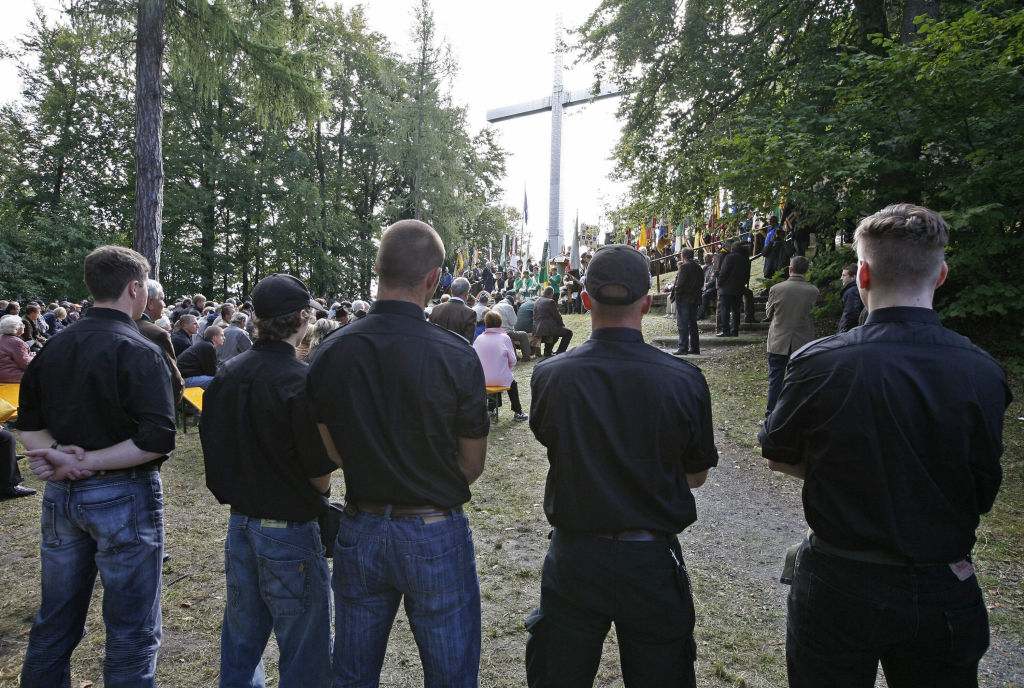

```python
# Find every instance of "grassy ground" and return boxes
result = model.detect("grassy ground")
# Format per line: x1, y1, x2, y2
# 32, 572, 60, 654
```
0, 306, 1020, 687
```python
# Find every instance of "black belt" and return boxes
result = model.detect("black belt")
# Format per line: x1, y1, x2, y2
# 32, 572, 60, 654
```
581, 529, 670, 542
810, 533, 944, 567
347, 502, 463, 519
92, 460, 162, 478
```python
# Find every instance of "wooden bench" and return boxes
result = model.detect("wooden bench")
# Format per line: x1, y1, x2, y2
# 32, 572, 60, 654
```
178, 386, 205, 433
0, 383, 19, 421
485, 385, 510, 421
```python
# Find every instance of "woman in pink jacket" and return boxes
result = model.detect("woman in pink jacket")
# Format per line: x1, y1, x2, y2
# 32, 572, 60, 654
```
472, 310, 528, 422
0, 314, 34, 383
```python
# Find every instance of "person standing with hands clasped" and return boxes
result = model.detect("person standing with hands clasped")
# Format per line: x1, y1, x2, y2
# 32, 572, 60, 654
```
525, 244, 718, 688
200, 273, 338, 688
18, 246, 176, 688
760, 204, 1011, 687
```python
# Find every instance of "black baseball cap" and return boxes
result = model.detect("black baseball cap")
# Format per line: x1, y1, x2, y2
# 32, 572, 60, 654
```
584, 245, 651, 305
251, 274, 319, 319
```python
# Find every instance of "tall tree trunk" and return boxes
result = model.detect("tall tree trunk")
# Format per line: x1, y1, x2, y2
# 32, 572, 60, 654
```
901, 0, 940, 44
133, 0, 165, 278
853, 0, 889, 52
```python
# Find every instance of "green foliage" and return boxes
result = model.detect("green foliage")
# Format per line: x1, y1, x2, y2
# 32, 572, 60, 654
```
577, 0, 1024, 349
0, 0, 514, 300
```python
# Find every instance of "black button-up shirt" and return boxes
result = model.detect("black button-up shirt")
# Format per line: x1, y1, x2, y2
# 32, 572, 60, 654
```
760, 307, 1010, 562
17, 307, 176, 457
307, 300, 489, 507
530, 327, 719, 534
200, 339, 336, 522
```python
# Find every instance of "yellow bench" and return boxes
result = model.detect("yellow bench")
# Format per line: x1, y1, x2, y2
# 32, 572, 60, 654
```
0, 383, 20, 421
485, 385, 511, 421
178, 386, 205, 433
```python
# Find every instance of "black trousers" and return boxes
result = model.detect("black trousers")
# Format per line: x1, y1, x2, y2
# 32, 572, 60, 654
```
1, 427, 24, 493
487, 380, 523, 415
787, 541, 989, 688
525, 529, 697, 688
541, 328, 573, 356
719, 293, 742, 335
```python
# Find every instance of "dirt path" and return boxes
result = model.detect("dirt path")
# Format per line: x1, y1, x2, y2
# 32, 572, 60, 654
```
677, 337, 1024, 687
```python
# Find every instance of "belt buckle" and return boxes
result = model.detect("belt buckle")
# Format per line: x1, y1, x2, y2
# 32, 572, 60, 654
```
260, 519, 289, 529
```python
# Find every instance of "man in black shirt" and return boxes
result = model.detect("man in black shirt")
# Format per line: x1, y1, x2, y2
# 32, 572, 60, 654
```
308, 220, 489, 687
200, 273, 337, 688
760, 204, 1011, 687
171, 313, 198, 357
525, 244, 718, 688
19, 246, 176, 687
177, 325, 223, 389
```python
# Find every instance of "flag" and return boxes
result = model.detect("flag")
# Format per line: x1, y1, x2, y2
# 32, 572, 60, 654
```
638, 222, 649, 249
523, 188, 529, 225
657, 218, 670, 250
473, 248, 478, 267
500, 235, 507, 268
456, 250, 464, 274
570, 222, 580, 271
488, 243, 492, 263
539, 241, 549, 286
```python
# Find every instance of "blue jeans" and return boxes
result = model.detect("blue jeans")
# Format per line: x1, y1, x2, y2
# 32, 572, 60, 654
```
766, 352, 789, 417
332, 508, 481, 688
787, 541, 989, 687
675, 302, 699, 353
220, 514, 332, 688
21, 470, 164, 688
184, 375, 214, 389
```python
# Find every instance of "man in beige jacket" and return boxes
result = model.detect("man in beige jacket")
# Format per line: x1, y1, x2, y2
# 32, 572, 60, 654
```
764, 256, 819, 418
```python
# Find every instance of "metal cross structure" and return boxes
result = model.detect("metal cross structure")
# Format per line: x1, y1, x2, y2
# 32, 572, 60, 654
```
486, 18, 620, 260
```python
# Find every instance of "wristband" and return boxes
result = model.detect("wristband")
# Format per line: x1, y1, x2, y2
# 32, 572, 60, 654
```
50, 440, 59, 449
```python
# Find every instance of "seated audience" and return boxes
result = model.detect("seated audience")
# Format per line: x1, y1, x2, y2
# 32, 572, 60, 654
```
533, 286, 573, 357
177, 325, 224, 389
473, 310, 528, 422
1, 426, 34, 498
0, 314, 34, 383
217, 312, 252, 364
21, 304, 47, 352
171, 314, 199, 357
493, 291, 532, 361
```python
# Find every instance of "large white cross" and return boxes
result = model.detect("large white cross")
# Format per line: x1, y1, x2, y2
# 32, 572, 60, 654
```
486, 21, 620, 260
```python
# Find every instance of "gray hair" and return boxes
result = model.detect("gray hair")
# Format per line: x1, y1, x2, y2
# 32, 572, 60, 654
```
450, 277, 470, 298
154, 316, 171, 331
0, 314, 23, 335
146, 279, 164, 300
231, 312, 248, 325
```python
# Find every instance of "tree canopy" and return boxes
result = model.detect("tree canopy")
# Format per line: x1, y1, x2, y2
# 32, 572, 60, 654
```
0, 0, 514, 300
578, 0, 1024, 349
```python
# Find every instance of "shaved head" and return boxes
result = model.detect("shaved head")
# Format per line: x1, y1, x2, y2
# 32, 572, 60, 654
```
375, 220, 446, 289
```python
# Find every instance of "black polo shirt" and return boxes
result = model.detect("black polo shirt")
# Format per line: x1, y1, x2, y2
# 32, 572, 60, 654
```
530, 327, 718, 534
177, 340, 217, 378
307, 299, 489, 507
760, 307, 1010, 562
200, 339, 336, 522
17, 307, 176, 457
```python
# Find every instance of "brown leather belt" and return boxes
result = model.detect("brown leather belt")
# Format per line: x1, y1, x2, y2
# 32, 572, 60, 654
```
348, 502, 463, 519
591, 529, 669, 542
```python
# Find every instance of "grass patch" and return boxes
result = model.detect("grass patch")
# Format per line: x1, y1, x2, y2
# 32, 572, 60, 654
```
0, 307, 1019, 687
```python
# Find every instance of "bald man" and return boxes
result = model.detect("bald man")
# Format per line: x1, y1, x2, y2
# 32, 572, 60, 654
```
308, 220, 489, 687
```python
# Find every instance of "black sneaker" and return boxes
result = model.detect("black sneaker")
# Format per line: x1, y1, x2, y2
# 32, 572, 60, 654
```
3, 485, 36, 499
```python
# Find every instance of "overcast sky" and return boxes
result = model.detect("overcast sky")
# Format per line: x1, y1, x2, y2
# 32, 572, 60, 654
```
0, 0, 626, 258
